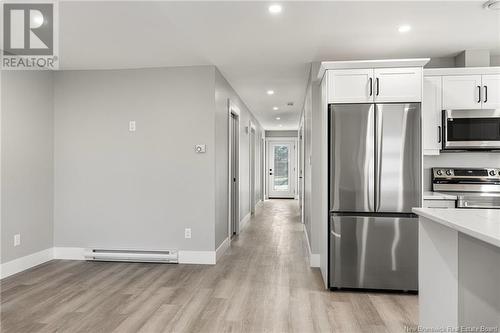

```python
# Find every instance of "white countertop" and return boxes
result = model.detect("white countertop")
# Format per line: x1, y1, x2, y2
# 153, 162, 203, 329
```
413, 208, 500, 248
423, 191, 457, 200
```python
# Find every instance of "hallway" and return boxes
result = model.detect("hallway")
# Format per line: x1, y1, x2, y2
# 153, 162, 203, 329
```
0, 200, 418, 333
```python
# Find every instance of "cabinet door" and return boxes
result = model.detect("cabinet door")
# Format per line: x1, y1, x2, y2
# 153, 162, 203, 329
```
442, 75, 482, 109
374, 67, 422, 103
423, 76, 442, 155
327, 69, 373, 103
482, 74, 500, 109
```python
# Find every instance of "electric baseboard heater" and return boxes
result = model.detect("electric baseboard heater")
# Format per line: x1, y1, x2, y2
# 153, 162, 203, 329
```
83, 249, 178, 263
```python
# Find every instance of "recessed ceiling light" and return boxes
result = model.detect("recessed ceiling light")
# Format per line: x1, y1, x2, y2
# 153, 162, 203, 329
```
279, 124, 283, 128
484, 0, 500, 10
398, 25, 411, 33
276, 117, 280, 120
273, 106, 279, 110
268, 4, 282, 14
267, 90, 274, 95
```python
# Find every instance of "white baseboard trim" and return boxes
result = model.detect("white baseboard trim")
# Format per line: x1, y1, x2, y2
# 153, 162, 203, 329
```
240, 212, 251, 232
1, 245, 221, 278
0, 248, 53, 279
215, 237, 230, 261
54, 247, 216, 265
303, 224, 320, 268
310, 254, 320, 268
178, 251, 215, 265
53, 247, 85, 260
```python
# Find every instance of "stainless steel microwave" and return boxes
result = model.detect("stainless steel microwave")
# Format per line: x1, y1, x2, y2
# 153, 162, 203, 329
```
442, 109, 500, 150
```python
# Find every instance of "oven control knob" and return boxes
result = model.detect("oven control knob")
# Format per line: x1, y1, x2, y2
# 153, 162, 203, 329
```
489, 170, 496, 176
436, 170, 443, 176
446, 170, 452, 176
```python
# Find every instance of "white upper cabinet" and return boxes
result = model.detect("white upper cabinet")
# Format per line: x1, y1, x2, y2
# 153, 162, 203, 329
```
422, 76, 442, 155
374, 67, 422, 103
327, 67, 423, 104
482, 74, 500, 109
442, 75, 482, 109
327, 69, 373, 103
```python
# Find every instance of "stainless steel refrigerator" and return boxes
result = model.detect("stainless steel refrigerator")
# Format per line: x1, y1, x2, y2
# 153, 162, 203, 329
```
329, 103, 420, 291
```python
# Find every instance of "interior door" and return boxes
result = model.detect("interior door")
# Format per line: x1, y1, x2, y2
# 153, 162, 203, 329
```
375, 104, 421, 213
268, 141, 295, 198
230, 113, 239, 236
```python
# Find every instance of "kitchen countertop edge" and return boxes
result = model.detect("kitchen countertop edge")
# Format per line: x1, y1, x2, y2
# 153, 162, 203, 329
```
413, 208, 500, 248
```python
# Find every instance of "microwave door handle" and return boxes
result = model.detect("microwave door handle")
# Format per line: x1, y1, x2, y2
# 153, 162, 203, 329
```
477, 85, 481, 103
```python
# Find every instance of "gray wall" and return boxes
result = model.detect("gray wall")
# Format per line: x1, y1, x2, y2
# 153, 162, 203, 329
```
214, 69, 264, 248
1, 71, 54, 263
54, 66, 217, 251
265, 130, 297, 138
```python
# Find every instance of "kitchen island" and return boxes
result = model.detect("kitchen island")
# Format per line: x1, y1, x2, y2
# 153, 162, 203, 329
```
413, 208, 500, 331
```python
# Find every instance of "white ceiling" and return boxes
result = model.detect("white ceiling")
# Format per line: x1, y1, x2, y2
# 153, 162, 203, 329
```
59, 1, 500, 130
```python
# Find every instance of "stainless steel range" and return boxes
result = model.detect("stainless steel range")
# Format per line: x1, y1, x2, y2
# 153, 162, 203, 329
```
432, 167, 500, 209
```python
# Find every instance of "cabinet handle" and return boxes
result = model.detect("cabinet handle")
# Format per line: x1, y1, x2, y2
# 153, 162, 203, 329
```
477, 85, 481, 103
484, 85, 488, 103
438, 126, 442, 143
376, 78, 379, 96
369, 78, 373, 96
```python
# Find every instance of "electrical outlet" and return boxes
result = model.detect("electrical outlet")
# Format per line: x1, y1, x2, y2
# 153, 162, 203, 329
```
129, 121, 136, 132
14, 234, 21, 247
184, 228, 191, 239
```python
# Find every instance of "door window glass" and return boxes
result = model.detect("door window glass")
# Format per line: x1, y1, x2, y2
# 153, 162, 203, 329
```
273, 145, 289, 191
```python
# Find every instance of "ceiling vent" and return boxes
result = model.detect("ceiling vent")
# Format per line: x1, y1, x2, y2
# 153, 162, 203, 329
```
483, 0, 500, 10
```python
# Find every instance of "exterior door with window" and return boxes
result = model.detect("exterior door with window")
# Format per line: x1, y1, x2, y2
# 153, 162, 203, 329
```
268, 141, 295, 198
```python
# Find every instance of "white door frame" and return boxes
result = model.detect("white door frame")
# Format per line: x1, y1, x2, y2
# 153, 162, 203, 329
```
266, 137, 297, 199
261, 136, 265, 202
249, 121, 257, 214
228, 100, 240, 237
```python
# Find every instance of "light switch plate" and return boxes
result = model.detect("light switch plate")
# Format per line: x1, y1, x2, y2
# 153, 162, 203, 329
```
14, 234, 20, 247
195, 145, 206, 153
129, 121, 136, 132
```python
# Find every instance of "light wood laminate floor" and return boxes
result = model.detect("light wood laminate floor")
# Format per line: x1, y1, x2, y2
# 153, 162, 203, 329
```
0, 199, 418, 332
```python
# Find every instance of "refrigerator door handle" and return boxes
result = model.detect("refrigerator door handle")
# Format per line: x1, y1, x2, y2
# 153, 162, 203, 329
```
375, 105, 383, 212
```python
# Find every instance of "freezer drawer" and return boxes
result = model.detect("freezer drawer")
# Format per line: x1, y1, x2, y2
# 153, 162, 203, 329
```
329, 214, 418, 291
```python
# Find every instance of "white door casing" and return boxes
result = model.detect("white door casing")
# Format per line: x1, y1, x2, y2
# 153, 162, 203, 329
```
267, 138, 296, 198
